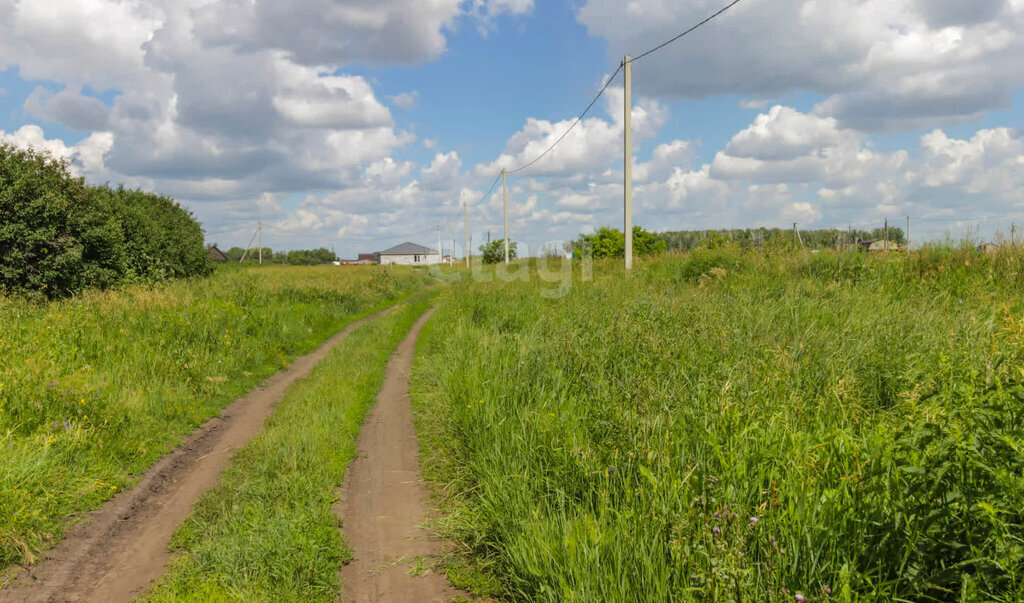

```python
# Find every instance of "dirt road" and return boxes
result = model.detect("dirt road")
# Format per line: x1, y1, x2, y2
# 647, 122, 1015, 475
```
0, 306, 395, 603
338, 309, 465, 602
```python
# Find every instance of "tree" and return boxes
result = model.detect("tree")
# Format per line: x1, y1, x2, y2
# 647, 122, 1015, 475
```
0, 142, 211, 299
573, 226, 666, 258
480, 239, 516, 264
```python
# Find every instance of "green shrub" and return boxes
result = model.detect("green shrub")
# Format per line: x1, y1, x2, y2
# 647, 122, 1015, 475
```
0, 143, 212, 299
480, 239, 517, 264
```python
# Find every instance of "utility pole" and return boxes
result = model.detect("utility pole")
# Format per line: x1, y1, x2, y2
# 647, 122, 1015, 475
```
239, 222, 259, 263
906, 215, 910, 252
1013, 222, 1017, 246
437, 225, 442, 265
258, 221, 263, 264
448, 216, 453, 265
793, 222, 798, 246
623, 54, 633, 271
502, 168, 510, 265
885, 218, 889, 252
464, 204, 470, 268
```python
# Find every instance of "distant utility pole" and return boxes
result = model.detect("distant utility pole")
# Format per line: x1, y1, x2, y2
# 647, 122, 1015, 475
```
239, 222, 261, 263
623, 53, 633, 272
437, 225, 442, 264
885, 218, 889, 252
464, 204, 470, 268
1013, 222, 1017, 246
448, 216, 453, 265
502, 168, 510, 265
906, 215, 911, 251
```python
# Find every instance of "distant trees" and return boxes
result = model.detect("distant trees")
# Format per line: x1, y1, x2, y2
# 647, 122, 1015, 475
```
0, 142, 212, 300
480, 239, 517, 264
658, 227, 906, 252
572, 226, 667, 259
222, 246, 338, 265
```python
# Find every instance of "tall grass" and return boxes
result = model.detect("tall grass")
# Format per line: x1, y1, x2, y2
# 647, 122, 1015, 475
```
145, 295, 433, 602
0, 265, 431, 574
412, 248, 1024, 601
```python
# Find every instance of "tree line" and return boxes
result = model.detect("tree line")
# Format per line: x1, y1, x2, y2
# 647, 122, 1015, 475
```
1, 142, 211, 300
658, 227, 906, 252
221, 246, 339, 265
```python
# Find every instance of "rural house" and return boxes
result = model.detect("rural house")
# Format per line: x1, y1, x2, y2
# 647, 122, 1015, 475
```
377, 242, 442, 265
207, 245, 229, 263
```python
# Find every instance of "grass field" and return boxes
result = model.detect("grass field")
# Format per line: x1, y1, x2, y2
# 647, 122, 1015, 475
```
412, 248, 1024, 601
0, 265, 431, 574
144, 294, 433, 602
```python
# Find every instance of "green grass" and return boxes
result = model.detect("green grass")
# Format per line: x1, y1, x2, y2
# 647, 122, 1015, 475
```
0, 265, 431, 575
143, 295, 433, 602
412, 247, 1024, 602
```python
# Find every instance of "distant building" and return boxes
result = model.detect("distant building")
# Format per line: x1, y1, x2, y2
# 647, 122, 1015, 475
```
207, 245, 229, 263
861, 239, 900, 252
377, 242, 442, 265
357, 253, 378, 265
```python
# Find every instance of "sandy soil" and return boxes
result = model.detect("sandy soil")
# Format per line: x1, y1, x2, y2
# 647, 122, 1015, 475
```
0, 306, 394, 603
338, 309, 466, 602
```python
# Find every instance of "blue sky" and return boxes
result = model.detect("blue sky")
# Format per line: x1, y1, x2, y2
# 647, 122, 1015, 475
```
1, 0, 1022, 256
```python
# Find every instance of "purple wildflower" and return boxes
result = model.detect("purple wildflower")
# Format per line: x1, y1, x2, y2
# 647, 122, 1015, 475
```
795, 594, 806, 602
712, 526, 721, 535
750, 516, 759, 526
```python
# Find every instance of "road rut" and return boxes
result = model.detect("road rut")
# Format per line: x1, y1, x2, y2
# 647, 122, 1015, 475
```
1, 305, 395, 603
338, 309, 465, 602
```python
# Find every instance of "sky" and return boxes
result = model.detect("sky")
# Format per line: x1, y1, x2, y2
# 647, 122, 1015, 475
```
1, 0, 1023, 257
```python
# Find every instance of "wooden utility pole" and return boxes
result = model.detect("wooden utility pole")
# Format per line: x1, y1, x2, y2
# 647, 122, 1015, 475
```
464, 204, 469, 268
906, 215, 910, 251
258, 221, 263, 264
793, 222, 798, 246
623, 54, 633, 271
239, 223, 259, 263
884, 218, 889, 252
502, 168, 510, 265
1013, 222, 1017, 246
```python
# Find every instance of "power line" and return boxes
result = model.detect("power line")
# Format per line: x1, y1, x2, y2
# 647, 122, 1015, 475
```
631, 0, 745, 63
507, 63, 624, 175
477, 171, 503, 204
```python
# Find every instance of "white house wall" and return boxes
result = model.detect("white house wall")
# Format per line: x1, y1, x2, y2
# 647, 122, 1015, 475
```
379, 253, 442, 265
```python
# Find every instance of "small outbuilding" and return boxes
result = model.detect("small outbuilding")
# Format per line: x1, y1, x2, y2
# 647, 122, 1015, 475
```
377, 242, 442, 265
357, 253, 378, 265
207, 245, 230, 263
861, 239, 900, 252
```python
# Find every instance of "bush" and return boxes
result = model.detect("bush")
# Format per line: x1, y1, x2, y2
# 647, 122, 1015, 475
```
574, 226, 667, 259
0, 143, 212, 299
480, 239, 516, 264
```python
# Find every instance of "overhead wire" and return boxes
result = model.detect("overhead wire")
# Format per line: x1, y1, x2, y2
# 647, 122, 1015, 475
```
506, 63, 624, 175
631, 0, 744, 63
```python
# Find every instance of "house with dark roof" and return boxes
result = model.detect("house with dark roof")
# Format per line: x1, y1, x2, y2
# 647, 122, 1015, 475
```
376, 242, 441, 265
207, 245, 230, 263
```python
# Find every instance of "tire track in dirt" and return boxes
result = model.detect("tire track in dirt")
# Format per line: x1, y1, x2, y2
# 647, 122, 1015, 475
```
0, 304, 398, 603
337, 309, 466, 602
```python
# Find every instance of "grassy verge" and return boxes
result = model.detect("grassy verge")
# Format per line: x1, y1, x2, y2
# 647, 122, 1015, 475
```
0, 265, 431, 574
412, 248, 1024, 601
143, 295, 433, 601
